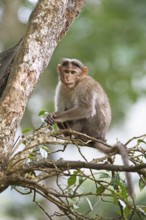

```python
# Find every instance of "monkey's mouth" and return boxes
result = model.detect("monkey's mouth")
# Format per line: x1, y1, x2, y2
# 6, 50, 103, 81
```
65, 82, 75, 88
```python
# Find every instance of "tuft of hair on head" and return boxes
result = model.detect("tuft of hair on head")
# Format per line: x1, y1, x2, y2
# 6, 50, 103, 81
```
61, 58, 85, 70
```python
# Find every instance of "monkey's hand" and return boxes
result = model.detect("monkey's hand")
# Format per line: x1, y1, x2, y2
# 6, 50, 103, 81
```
45, 113, 56, 126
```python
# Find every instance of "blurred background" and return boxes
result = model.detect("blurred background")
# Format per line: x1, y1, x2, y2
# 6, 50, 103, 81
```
0, 0, 146, 219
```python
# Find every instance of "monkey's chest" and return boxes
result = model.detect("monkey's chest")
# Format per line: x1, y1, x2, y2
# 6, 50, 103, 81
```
58, 93, 77, 112
64, 97, 76, 110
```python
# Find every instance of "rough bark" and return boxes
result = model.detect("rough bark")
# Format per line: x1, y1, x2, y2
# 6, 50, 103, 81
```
0, 0, 86, 156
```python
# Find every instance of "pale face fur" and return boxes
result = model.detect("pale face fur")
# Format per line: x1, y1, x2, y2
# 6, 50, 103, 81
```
57, 59, 87, 90
59, 65, 83, 89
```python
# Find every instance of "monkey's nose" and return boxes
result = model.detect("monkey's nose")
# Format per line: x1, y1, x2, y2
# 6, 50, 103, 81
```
66, 76, 71, 82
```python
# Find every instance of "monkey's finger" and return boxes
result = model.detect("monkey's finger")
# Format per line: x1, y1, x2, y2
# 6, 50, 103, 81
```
44, 117, 53, 125
45, 115, 55, 125
45, 119, 54, 125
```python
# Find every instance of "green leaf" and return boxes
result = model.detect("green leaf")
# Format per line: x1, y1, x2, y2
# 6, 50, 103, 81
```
38, 110, 48, 116
111, 174, 128, 199
22, 128, 32, 134
29, 154, 35, 161
68, 175, 77, 188
79, 176, 84, 185
96, 185, 105, 195
123, 203, 132, 219
137, 139, 146, 144
118, 181, 128, 199
111, 191, 118, 204
111, 173, 120, 188
99, 172, 110, 179
139, 178, 146, 191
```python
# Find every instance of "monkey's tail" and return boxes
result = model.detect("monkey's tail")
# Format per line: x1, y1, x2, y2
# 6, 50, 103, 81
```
116, 141, 134, 197
93, 140, 134, 197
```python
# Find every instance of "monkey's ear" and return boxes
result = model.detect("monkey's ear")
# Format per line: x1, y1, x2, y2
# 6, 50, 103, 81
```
82, 67, 88, 75
57, 64, 61, 74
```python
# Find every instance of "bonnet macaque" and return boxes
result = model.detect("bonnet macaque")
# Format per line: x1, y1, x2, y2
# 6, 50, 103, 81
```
45, 58, 133, 196
46, 58, 111, 145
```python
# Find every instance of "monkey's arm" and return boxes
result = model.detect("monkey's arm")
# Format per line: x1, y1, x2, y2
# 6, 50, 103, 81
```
46, 105, 94, 124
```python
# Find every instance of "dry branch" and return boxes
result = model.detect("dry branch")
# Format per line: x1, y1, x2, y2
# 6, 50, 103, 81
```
0, 125, 145, 219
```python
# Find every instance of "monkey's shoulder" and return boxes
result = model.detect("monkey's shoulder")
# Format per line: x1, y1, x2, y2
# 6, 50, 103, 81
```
55, 76, 107, 104
76, 75, 105, 94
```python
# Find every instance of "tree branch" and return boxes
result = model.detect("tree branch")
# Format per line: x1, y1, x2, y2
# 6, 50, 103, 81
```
19, 160, 146, 174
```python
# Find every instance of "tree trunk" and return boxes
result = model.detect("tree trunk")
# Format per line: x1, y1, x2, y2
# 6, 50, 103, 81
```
0, 0, 86, 157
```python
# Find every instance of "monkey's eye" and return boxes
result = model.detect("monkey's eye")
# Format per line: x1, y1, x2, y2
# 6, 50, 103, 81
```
71, 71, 76, 74
64, 70, 70, 74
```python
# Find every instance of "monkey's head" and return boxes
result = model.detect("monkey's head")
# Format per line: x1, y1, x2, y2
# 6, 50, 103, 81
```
57, 58, 88, 89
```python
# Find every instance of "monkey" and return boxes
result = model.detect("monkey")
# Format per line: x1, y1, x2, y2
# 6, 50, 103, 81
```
45, 58, 134, 196
46, 58, 111, 142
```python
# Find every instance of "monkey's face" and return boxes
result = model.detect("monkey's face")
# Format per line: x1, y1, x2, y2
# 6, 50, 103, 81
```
58, 65, 83, 89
